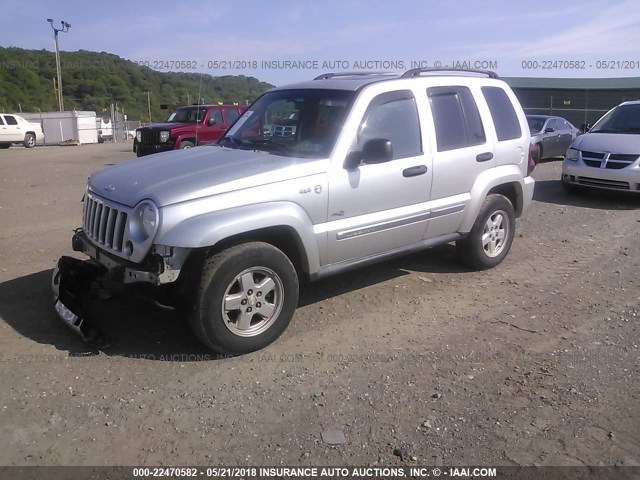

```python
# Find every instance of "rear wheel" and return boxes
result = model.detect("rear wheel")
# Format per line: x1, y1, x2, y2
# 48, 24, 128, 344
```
456, 194, 515, 270
190, 242, 299, 354
179, 140, 195, 149
24, 133, 36, 148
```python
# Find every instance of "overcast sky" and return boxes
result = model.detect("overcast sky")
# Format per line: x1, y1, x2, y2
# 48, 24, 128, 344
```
2, 0, 639, 85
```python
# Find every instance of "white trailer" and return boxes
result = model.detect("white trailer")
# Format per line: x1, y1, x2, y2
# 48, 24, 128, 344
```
19, 111, 99, 145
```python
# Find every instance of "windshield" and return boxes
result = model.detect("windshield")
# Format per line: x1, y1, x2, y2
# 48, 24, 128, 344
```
527, 117, 545, 133
590, 104, 640, 134
219, 89, 355, 158
166, 106, 208, 124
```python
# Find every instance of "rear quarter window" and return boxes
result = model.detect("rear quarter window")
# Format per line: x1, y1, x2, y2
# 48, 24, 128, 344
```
481, 86, 522, 141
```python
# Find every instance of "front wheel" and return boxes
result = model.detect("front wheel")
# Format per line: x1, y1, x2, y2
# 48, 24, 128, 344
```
561, 177, 586, 195
24, 133, 36, 148
456, 194, 515, 270
190, 242, 299, 354
179, 140, 195, 149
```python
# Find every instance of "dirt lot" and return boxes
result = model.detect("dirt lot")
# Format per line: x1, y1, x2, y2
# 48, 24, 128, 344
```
0, 142, 638, 468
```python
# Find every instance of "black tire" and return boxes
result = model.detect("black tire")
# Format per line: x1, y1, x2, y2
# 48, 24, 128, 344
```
190, 242, 299, 354
23, 133, 36, 148
456, 194, 516, 270
0, 143, 10, 149
179, 140, 195, 149
561, 178, 586, 195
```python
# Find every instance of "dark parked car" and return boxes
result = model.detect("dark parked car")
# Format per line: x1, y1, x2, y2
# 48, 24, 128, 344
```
527, 115, 579, 163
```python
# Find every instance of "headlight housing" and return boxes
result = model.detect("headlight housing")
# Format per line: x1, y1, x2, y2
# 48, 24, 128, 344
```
136, 130, 142, 142
565, 148, 579, 161
159, 131, 170, 143
130, 201, 159, 242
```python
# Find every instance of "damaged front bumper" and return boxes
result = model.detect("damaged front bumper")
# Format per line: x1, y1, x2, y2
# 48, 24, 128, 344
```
51, 229, 190, 346
71, 229, 187, 285
51, 256, 109, 347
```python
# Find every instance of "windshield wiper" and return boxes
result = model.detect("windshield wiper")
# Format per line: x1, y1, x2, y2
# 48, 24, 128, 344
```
614, 127, 640, 133
219, 136, 242, 149
243, 139, 290, 155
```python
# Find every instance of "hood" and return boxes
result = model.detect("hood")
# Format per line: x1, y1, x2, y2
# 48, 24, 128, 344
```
572, 132, 640, 154
139, 122, 190, 131
89, 146, 323, 207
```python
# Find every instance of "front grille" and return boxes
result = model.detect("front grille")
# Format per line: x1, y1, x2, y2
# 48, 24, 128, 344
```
83, 194, 128, 252
581, 150, 639, 170
577, 177, 630, 190
273, 125, 296, 137
139, 129, 160, 144
583, 159, 601, 168
581, 151, 605, 159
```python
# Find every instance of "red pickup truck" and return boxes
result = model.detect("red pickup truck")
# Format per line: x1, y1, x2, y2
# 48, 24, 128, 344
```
133, 104, 246, 157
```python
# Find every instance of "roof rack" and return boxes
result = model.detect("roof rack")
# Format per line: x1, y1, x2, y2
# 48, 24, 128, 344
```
313, 71, 394, 80
400, 67, 498, 79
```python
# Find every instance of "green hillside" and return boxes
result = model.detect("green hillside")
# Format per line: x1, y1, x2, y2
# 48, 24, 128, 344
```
0, 47, 274, 122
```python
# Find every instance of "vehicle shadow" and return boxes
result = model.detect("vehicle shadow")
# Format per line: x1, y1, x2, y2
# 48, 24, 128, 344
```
0, 269, 212, 359
533, 179, 640, 210
299, 244, 464, 307
0, 247, 465, 359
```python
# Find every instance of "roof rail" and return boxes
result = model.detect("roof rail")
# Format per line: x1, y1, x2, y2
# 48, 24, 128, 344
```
401, 67, 499, 79
313, 71, 394, 80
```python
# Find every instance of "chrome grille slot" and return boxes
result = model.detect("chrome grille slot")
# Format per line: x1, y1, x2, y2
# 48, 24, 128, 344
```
83, 193, 129, 254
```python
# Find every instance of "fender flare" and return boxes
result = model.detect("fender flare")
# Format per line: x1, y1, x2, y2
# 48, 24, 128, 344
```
459, 165, 526, 232
156, 201, 320, 274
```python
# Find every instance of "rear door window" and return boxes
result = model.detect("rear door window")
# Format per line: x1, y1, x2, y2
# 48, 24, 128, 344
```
4, 115, 17, 126
481, 86, 522, 141
225, 108, 241, 124
428, 86, 486, 152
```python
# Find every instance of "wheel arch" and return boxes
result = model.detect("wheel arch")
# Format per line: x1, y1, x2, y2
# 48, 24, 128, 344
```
459, 166, 527, 232
156, 202, 320, 278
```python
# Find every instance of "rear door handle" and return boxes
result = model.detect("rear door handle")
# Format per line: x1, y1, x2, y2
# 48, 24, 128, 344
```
402, 165, 428, 177
476, 152, 494, 162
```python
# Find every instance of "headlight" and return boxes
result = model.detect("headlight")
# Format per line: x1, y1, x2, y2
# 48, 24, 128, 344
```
136, 131, 141, 142
565, 148, 579, 161
160, 131, 170, 143
130, 201, 159, 242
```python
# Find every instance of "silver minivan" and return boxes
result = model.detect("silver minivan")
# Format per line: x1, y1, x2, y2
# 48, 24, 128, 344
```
562, 100, 640, 193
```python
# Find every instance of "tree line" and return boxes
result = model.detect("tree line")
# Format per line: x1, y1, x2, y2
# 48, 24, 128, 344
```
0, 47, 274, 122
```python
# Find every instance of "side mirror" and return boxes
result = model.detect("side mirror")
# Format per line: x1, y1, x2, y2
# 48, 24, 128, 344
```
344, 139, 393, 169
208, 117, 217, 126
544, 127, 555, 133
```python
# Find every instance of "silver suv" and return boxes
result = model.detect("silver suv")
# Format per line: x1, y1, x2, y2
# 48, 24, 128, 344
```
52, 69, 535, 353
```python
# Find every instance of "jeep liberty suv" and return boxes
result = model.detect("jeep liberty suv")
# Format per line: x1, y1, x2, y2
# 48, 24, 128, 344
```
134, 104, 247, 157
52, 69, 535, 354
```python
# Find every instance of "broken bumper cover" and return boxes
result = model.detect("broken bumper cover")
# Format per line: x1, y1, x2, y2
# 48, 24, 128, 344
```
71, 229, 167, 285
51, 256, 109, 347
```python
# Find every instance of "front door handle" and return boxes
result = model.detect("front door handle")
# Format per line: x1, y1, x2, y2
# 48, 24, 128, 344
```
476, 152, 494, 162
403, 165, 428, 177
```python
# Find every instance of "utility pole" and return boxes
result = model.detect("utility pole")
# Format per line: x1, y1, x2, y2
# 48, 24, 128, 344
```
144, 91, 152, 123
47, 18, 71, 112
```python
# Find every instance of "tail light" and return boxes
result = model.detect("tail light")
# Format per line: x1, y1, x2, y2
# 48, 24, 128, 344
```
527, 143, 536, 175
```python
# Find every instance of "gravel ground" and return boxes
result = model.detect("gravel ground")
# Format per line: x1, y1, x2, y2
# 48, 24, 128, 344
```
0, 142, 638, 467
